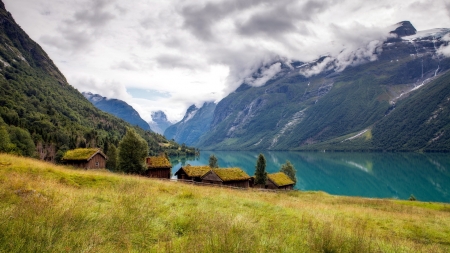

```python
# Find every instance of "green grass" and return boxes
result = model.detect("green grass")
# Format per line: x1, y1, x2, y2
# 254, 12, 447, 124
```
1, 153, 450, 252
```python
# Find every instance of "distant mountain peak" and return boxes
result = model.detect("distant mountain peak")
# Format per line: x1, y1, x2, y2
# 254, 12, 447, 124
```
390, 21, 417, 37
151, 110, 168, 121
149, 110, 172, 135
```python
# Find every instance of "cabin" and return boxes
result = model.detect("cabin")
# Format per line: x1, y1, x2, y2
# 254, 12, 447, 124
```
266, 172, 295, 190
145, 156, 172, 179
201, 168, 251, 188
62, 148, 107, 169
174, 165, 211, 182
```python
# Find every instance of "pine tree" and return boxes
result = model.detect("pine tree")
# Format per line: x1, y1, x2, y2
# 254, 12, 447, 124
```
254, 153, 267, 186
280, 160, 297, 186
117, 128, 148, 174
209, 154, 219, 168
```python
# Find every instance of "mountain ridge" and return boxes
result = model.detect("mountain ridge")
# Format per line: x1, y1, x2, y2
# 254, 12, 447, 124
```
194, 21, 450, 151
82, 92, 151, 131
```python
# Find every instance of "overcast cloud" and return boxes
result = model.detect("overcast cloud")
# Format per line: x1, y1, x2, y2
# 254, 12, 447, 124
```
3, 0, 450, 122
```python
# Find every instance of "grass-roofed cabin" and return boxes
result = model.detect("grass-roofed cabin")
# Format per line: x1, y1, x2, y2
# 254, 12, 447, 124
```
145, 156, 172, 179
174, 165, 211, 182
62, 148, 107, 169
202, 168, 251, 188
266, 172, 295, 190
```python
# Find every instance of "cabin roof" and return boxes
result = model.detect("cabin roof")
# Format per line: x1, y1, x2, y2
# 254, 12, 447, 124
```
147, 156, 172, 169
176, 165, 211, 177
212, 168, 250, 182
62, 148, 106, 161
267, 172, 294, 187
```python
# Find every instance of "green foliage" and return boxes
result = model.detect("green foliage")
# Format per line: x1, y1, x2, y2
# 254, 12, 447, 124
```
62, 148, 99, 160
117, 128, 148, 174
409, 194, 417, 201
7, 126, 35, 157
372, 71, 450, 151
280, 160, 297, 185
0, 125, 14, 152
209, 154, 218, 168
254, 153, 267, 185
106, 144, 117, 171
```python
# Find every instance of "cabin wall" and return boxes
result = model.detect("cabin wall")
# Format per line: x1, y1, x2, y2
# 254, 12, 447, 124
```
201, 171, 222, 184
86, 154, 106, 169
223, 180, 249, 188
146, 168, 171, 179
266, 180, 278, 189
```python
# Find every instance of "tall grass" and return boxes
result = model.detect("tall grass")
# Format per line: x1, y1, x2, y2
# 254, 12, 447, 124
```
1, 153, 449, 252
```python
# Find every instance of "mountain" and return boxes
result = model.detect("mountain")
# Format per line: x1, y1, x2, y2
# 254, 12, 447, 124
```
164, 102, 216, 146
0, 1, 188, 160
82, 92, 151, 131
148, 111, 172, 135
196, 22, 450, 151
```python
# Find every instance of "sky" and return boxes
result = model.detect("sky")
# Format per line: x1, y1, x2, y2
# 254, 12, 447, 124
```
3, 0, 450, 122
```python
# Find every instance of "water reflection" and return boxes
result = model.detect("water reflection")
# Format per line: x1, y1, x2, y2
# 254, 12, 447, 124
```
170, 151, 450, 203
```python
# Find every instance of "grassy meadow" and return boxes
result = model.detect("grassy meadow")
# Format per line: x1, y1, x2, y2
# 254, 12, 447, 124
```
1, 153, 450, 252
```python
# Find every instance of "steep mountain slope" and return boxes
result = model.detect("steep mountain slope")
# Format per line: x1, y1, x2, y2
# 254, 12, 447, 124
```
82, 92, 151, 131
197, 22, 450, 151
0, 1, 177, 160
148, 111, 172, 135
164, 102, 216, 146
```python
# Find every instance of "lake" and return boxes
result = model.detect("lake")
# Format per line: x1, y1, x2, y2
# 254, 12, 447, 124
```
170, 151, 450, 203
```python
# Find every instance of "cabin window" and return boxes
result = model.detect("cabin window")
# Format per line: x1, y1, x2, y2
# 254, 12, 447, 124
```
95, 162, 99, 167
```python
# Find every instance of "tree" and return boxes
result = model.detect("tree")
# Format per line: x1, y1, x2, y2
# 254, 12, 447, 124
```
117, 128, 148, 174
280, 160, 297, 186
209, 154, 219, 168
254, 153, 267, 186
106, 144, 118, 171
0, 126, 14, 153
8, 126, 35, 157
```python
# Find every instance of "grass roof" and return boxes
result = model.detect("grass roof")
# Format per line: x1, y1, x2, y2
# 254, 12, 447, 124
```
268, 172, 294, 187
147, 156, 172, 169
180, 165, 211, 177
62, 148, 101, 161
213, 168, 250, 182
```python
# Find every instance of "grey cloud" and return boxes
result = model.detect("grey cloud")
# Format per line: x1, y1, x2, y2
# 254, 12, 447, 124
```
237, 7, 299, 36
237, 0, 335, 37
112, 61, 139, 71
156, 54, 204, 70
179, 0, 273, 40
40, 0, 116, 53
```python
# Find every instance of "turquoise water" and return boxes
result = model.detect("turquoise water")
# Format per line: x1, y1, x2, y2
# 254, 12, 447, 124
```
170, 151, 450, 203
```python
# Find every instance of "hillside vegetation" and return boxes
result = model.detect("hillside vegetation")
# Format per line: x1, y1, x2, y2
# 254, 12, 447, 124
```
1, 153, 450, 252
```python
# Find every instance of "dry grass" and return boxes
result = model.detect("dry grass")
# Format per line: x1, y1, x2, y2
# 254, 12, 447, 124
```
1, 153, 450, 252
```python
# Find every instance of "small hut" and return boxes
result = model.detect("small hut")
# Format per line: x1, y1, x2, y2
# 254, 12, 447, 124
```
266, 172, 295, 190
62, 148, 107, 169
174, 165, 211, 182
202, 168, 251, 188
145, 156, 172, 179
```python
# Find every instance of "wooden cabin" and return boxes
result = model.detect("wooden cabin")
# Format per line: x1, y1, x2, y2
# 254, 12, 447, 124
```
201, 168, 251, 188
62, 148, 107, 169
174, 165, 211, 182
145, 156, 172, 179
266, 172, 295, 190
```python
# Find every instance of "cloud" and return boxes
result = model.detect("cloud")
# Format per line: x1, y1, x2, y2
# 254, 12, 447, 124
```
74, 77, 131, 101
39, 0, 117, 53
245, 62, 282, 86
155, 54, 205, 70
111, 61, 139, 71
438, 34, 450, 57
